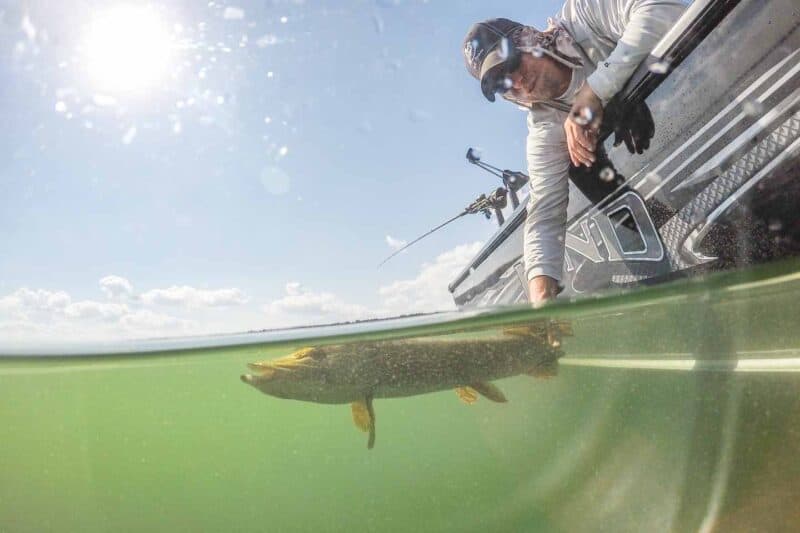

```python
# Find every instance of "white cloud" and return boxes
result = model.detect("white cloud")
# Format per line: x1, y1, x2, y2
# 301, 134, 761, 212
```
385, 235, 407, 251
140, 286, 248, 308
378, 241, 483, 314
0, 279, 248, 343
263, 282, 371, 327
0, 288, 71, 319
99, 275, 133, 300
0, 241, 484, 344
64, 301, 128, 321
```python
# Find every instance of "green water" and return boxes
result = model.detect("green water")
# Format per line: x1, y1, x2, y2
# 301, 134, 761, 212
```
3, 262, 800, 532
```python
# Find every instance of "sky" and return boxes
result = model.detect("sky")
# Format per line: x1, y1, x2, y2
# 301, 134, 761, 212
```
0, 0, 565, 343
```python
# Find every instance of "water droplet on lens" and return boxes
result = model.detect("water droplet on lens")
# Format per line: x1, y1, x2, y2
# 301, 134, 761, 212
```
498, 37, 509, 60
742, 100, 765, 117
502, 76, 513, 89
648, 60, 670, 74
599, 167, 615, 182
572, 106, 593, 126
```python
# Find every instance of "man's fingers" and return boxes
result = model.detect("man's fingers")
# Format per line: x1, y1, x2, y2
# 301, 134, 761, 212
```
575, 129, 596, 152
570, 140, 595, 166
623, 133, 635, 154
565, 133, 578, 166
565, 123, 597, 166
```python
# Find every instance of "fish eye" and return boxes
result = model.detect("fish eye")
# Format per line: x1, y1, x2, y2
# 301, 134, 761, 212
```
291, 347, 326, 360
292, 347, 316, 359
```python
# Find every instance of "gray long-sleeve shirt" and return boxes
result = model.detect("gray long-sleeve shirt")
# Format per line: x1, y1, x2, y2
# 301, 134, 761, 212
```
523, 0, 686, 282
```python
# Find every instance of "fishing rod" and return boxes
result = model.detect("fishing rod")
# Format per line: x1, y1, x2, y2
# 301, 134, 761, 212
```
377, 188, 507, 268
378, 148, 528, 268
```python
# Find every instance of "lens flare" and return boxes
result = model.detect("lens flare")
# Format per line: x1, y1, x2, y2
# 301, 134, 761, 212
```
84, 5, 175, 93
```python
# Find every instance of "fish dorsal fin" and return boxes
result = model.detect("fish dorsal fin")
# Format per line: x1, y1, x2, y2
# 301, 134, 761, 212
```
351, 396, 376, 449
455, 386, 479, 404
470, 382, 508, 403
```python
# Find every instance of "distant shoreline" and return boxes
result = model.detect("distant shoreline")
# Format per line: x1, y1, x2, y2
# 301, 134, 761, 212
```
244, 311, 439, 335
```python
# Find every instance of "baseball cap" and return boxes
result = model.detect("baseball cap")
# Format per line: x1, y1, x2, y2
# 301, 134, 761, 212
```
462, 18, 524, 102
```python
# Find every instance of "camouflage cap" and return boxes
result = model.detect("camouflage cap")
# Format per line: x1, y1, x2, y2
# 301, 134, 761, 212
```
462, 18, 524, 102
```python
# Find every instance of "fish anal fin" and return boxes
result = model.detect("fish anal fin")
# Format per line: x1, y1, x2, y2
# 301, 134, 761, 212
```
470, 382, 507, 403
456, 386, 479, 404
351, 396, 376, 450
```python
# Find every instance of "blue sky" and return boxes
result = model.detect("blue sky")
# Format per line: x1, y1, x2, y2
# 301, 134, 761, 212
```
0, 0, 564, 343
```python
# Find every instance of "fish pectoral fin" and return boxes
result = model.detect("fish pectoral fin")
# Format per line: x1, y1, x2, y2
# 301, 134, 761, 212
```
455, 386, 479, 404
470, 382, 508, 403
351, 396, 376, 450
351, 400, 371, 432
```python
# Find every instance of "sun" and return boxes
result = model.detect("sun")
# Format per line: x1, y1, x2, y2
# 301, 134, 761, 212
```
84, 5, 175, 93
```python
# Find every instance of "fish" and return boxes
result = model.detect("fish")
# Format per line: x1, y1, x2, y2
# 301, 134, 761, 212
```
240, 321, 571, 449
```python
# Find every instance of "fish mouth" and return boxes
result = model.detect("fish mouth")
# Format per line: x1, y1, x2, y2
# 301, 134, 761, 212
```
242, 350, 320, 383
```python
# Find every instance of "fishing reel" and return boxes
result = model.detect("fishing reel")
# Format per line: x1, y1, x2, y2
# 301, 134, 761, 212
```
466, 147, 529, 209
466, 187, 509, 225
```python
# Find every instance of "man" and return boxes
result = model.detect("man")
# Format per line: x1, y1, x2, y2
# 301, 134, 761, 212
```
463, 0, 686, 305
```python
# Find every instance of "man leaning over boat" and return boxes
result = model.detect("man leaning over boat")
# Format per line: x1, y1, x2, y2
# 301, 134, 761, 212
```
462, 0, 686, 305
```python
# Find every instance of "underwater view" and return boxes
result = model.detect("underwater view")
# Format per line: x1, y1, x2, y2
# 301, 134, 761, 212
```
3, 259, 800, 532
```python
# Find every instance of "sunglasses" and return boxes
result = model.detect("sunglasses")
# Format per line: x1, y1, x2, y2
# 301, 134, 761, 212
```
480, 51, 522, 101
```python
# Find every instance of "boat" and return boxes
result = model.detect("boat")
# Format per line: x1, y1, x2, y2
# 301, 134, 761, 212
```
449, 0, 800, 309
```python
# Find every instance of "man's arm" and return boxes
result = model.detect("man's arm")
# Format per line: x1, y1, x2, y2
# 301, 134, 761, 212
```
566, 0, 687, 166
585, 0, 687, 104
524, 109, 571, 304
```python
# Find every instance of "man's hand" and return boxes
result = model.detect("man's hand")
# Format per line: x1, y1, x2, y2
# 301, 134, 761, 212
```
528, 275, 559, 308
611, 99, 655, 155
565, 83, 604, 167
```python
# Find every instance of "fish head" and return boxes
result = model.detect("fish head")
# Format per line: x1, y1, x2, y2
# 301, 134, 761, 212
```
240, 345, 367, 404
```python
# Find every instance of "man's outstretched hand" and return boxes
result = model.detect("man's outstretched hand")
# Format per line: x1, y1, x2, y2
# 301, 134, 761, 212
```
565, 83, 604, 168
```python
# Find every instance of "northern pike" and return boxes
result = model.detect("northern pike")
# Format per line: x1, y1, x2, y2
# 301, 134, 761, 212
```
240, 322, 570, 449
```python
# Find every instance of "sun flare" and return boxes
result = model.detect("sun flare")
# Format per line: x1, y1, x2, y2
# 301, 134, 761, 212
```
85, 5, 175, 93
